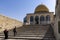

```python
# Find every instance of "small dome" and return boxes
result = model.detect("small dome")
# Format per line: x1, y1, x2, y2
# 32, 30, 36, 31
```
35, 4, 49, 13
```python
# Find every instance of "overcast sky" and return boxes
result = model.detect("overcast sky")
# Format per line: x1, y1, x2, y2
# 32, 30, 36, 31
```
0, 0, 56, 22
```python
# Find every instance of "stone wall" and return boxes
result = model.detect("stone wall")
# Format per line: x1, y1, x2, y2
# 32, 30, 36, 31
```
0, 15, 23, 32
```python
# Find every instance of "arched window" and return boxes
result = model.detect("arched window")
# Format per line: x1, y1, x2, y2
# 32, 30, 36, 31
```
24, 17, 27, 23
35, 16, 39, 21
35, 16, 39, 24
40, 16, 45, 21
30, 16, 34, 22
46, 15, 50, 21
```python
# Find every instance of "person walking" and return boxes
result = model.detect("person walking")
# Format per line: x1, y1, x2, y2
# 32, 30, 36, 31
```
4, 29, 8, 39
13, 26, 17, 36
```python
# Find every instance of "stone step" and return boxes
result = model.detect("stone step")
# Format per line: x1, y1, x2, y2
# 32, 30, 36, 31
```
43, 38, 56, 40
16, 35, 44, 37
4, 39, 27, 40
0, 36, 43, 39
0, 25, 50, 40
0, 34, 44, 37
0, 38, 29, 40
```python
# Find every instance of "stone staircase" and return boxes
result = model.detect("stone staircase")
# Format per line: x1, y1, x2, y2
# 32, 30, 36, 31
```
0, 24, 56, 40
43, 25, 56, 40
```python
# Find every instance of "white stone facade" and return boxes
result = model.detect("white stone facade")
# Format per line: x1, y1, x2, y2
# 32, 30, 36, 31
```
25, 12, 54, 25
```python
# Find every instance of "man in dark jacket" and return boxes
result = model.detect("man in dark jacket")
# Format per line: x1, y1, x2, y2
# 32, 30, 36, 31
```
13, 26, 17, 36
4, 29, 8, 39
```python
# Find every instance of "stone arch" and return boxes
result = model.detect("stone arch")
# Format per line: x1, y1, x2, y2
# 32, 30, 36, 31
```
40, 15, 45, 24
46, 15, 50, 21
40, 15, 45, 21
24, 17, 27, 23
30, 16, 34, 24
30, 16, 34, 22
35, 16, 39, 24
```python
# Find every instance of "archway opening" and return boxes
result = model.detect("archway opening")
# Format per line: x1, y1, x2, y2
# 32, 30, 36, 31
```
46, 15, 50, 24
40, 16, 45, 24
24, 17, 27, 23
35, 16, 39, 24
30, 16, 34, 24
46, 15, 50, 21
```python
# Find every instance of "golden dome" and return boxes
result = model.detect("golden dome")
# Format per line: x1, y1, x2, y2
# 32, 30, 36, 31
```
35, 4, 49, 13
